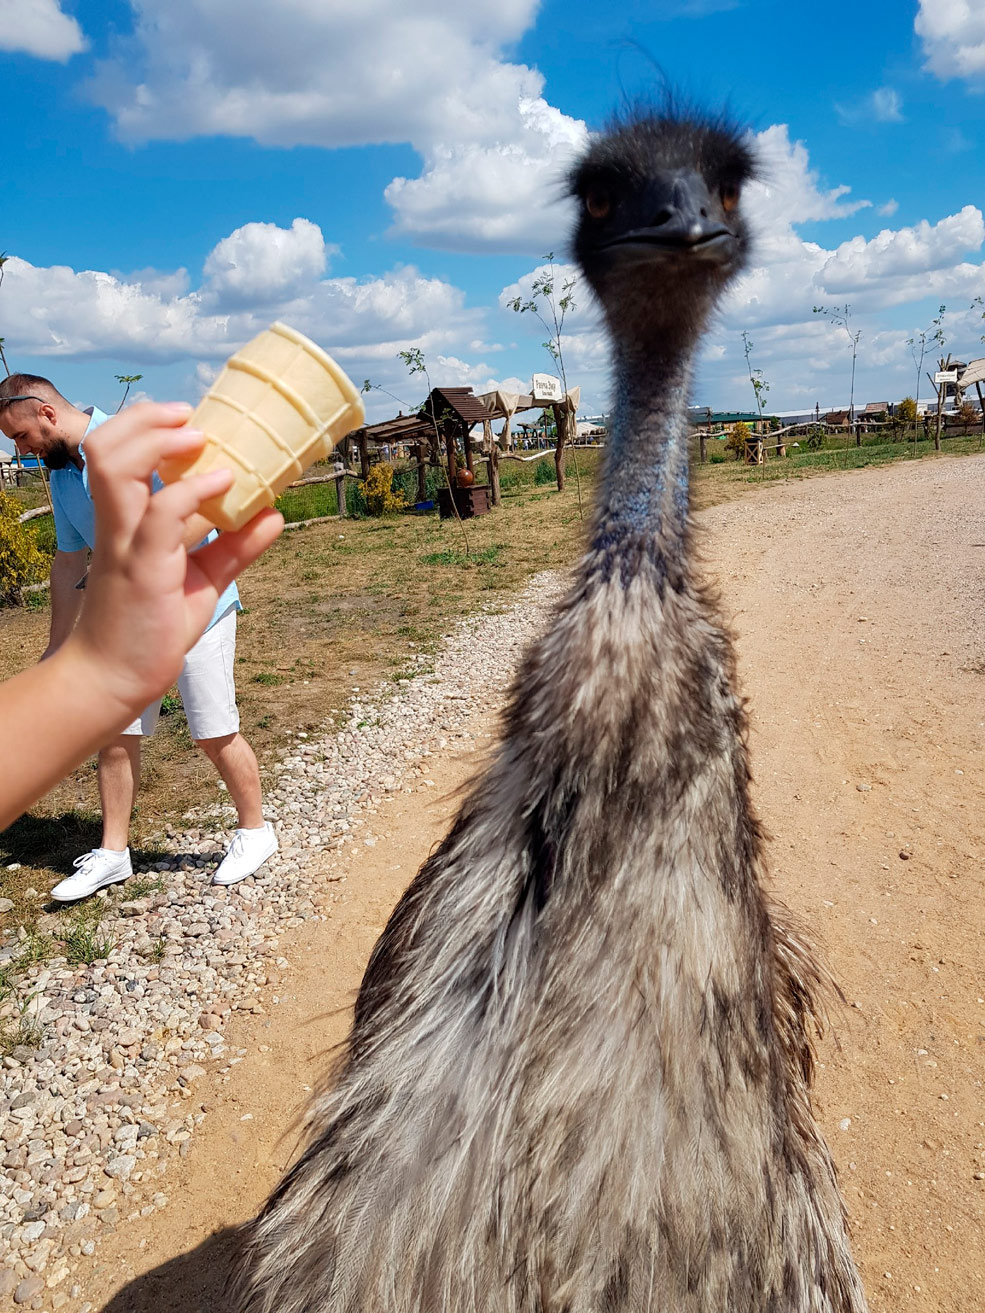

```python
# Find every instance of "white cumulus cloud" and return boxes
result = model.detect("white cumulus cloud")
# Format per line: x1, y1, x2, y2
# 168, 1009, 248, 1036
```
916, 0, 985, 81
819, 206, 985, 292
85, 0, 591, 255
202, 218, 331, 309
88, 0, 542, 150
0, 0, 87, 61
0, 219, 484, 388
385, 98, 587, 253
745, 124, 870, 249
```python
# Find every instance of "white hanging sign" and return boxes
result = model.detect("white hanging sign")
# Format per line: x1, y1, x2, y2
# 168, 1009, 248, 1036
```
531, 373, 563, 403
934, 370, 958, 384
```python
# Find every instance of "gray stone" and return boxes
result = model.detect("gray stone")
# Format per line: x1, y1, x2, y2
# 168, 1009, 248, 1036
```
13, 1275, 44, 1303
103, 1154, 136, 1182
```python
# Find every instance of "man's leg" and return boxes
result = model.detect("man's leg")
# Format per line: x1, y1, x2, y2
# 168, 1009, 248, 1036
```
195, 732, 264, 828
180, 610, 277, 885
97, 734, 141, 850
50, 731, 143, 901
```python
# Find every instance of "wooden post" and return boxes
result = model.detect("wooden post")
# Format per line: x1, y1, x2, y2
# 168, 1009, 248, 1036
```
551, 402, 567, 492
486, 437, 501, 507
358, 431, 370, 480
445, 430, 457, 484
481, 420, 500, 506
38, 462, 54, 515
699, 431, 707, 464
334, 461, 347, 518
463, 421, 475, 475
935, 383, 943, 452
415, 443, 428, 502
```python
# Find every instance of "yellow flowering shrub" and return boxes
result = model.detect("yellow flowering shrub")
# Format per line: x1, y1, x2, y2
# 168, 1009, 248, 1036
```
358, 462, 406, 516
0, 492, 49, 603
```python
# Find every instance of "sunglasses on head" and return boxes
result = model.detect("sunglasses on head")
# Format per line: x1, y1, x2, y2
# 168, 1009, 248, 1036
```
0, 395, 46, 413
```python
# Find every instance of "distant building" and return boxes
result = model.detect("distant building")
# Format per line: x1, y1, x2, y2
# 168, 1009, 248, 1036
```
687, 409, 773, 433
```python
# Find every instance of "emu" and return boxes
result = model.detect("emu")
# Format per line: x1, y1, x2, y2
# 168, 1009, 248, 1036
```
239, 106, 869, 1313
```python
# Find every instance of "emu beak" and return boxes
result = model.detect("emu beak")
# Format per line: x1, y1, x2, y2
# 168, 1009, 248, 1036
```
603, 170, 734, 257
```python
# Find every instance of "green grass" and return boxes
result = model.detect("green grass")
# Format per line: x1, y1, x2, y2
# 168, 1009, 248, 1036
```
420, 544, 505, 567
60, 902, 115, 965
277, 480, 341, 523
0, 1010, 45, 1058
252, 671, 287, 686
124, 874, 165, 900
16, 928, 55, 966
691, 431, 985, 505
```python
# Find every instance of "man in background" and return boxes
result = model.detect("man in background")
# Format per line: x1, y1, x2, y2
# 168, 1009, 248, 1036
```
0, 373, 278, 898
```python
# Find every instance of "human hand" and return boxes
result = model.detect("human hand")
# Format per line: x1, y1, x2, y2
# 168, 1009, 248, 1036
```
68, 402, 283, 717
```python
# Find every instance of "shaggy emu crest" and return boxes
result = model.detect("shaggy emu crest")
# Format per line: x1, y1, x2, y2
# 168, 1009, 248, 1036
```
239, 106, 869, 1313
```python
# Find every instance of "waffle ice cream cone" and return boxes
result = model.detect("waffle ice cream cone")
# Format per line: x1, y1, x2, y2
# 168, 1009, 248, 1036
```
159, 323, 365, 532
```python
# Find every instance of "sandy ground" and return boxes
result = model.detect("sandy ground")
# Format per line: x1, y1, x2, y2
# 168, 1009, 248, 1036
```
68, 453, 984, 1312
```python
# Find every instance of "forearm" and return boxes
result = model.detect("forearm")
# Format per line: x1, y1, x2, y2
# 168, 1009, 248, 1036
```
0, 641, 138, 830
45, 551, 87, 655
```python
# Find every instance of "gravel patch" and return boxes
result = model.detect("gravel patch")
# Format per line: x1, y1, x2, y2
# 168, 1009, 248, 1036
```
0, 572, 566, 1296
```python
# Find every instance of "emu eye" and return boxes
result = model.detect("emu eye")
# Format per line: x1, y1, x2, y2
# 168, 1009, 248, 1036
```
585, 190, 611, 220
720, 182, 740, 214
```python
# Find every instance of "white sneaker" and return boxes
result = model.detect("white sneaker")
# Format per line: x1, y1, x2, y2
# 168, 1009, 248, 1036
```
212, 823, 278, 886
51, 849, 132, 902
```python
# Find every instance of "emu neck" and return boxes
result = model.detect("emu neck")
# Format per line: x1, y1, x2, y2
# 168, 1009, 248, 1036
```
591, 342, 693, 571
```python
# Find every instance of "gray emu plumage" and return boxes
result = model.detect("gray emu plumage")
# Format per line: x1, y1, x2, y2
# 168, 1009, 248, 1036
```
238, 107, 869, 1313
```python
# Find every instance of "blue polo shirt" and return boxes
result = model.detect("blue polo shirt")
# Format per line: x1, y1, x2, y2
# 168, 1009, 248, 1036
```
50, 406, 240, 631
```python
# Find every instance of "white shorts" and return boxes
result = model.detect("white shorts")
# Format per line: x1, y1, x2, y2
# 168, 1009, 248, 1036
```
123, 607, 240, 741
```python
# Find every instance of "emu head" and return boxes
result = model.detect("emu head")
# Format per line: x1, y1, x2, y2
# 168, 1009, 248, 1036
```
568, 108, 757, 353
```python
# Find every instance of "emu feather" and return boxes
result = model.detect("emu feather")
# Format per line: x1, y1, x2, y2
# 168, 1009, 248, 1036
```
238, 105, 869, 1313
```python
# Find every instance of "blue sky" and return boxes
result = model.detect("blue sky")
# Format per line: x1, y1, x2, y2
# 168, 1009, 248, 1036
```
1, 0, 984, 430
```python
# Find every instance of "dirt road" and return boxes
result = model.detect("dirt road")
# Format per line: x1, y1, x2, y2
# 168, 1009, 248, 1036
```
80, 453, 984, 1313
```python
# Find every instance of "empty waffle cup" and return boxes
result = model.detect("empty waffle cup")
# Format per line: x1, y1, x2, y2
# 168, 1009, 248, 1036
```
159, 322, 365, 532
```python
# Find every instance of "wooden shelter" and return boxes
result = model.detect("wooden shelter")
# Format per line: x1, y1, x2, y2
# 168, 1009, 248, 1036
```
957, 358, 985, 421
423, 387, 494, 481
344, 378, 583, 518
344, 412, 436, 502
471, 385, 581, 499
